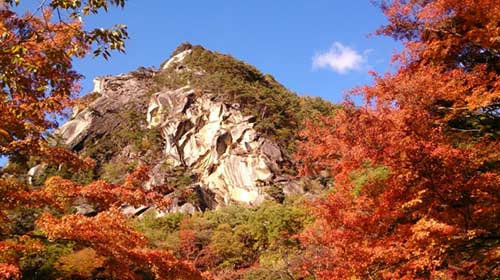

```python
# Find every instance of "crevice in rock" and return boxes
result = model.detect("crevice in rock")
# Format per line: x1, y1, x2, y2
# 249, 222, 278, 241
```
181, 93, 195, 113
174, 119, 194, 141
216, 132, 232, 156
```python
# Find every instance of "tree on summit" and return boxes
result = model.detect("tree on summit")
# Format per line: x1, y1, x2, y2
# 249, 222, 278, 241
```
296, 0, 499, 278
0, 1, 203, 279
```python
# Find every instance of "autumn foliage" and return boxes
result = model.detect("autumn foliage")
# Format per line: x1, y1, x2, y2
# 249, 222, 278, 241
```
37, 208, 202, 280
296, 0, 499, 279
2, 0, 499, 279
0, 1, 203, 279
0, 164, 203, 279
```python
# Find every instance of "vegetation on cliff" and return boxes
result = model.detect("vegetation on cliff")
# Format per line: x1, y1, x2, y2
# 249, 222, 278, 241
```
155, 44, 338, 154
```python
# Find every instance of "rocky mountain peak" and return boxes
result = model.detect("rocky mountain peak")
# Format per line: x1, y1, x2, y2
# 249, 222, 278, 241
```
35, 43, 335, 213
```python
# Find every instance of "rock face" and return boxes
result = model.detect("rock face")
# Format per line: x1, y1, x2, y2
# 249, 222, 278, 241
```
147, 87, 283, 205
27, 163, 47, 185
161, 49, 192, 70
57, 70, 155, 150
53, 44, 315, 211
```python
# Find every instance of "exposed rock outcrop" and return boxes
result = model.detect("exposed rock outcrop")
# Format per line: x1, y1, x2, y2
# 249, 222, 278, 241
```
147, 87, 284, 205
57, 69, 156, 151
49, 44, 336, 211
54, 67, 290, 208
27, 163, 47, 185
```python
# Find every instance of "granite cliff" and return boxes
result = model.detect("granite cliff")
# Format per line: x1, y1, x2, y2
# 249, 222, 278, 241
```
32, 44, 335, 213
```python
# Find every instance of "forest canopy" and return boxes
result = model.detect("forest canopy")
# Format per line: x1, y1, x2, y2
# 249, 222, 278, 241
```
296, 0, 499, 278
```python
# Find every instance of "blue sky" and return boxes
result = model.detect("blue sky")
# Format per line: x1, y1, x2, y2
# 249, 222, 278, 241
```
72, 0, 400, 101
1, 1, 399, 167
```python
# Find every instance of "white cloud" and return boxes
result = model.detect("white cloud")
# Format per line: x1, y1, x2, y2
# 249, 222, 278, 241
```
312, 42, 367, 74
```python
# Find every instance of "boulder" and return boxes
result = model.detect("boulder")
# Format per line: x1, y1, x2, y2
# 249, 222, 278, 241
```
27, 163, 48, 185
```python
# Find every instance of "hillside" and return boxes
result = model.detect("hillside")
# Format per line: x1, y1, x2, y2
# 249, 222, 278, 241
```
28, 43, 335, 213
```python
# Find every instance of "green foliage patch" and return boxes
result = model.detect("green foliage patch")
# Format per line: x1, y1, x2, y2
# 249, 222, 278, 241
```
134, 200, 312, 278
349, 163, 390, 196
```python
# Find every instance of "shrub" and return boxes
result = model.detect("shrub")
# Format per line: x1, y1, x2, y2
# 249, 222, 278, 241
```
54, 248, 105, 279
134, 200, 312, 276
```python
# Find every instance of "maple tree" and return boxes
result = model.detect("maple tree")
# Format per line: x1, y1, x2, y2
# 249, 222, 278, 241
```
0, 1, 204, 279
0, 0, 128, 162
296, 0, 499, 279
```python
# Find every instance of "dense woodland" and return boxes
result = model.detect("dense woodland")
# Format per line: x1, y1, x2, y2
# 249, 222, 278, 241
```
0, 0, 499, 279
